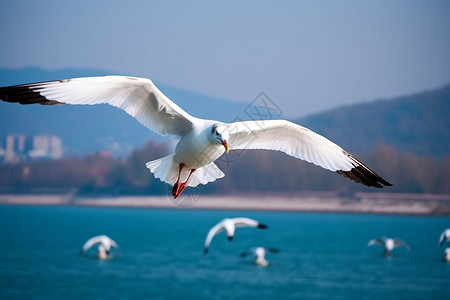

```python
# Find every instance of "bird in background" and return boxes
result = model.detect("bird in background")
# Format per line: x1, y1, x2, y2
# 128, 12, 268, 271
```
80, 235, 120, 260
367, 236, 411, 256
439, 228, 450, 246
0, 76, 392, 199
240, 246, 279, 267
203, 217, 267, 254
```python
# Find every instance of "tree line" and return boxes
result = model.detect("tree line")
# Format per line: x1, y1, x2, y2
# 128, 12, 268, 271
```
0, 141, 448, 195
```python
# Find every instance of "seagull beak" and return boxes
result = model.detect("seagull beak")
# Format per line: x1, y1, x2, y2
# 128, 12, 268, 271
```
222, 140, 229, 153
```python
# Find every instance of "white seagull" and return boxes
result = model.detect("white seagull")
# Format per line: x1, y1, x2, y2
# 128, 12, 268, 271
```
203, 217, 267, 254
439, 228, 450, 246
0, 76, 392, 198
240, 246, 279, 267
367, 236, 411, 256
80, 235, 120, 260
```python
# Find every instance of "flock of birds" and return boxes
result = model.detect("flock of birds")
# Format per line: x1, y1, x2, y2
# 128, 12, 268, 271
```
80, 221, 450, 266
79, 217, 276, 266
1, 75, 445, 265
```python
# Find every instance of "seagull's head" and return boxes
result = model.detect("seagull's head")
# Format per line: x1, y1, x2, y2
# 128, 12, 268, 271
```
223, 218, 235, 239
210, 123, 230, 153
385, 239, 394, 251
255, 247, 266, 258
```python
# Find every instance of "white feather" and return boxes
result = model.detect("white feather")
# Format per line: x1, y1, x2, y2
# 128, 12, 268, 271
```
228, 120, 354, 172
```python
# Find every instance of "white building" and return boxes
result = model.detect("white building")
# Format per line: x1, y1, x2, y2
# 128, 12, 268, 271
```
3, 134, 27, 163
1, 134, 63, 163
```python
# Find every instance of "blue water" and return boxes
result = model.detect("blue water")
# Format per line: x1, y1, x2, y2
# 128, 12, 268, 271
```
0, 204, 449, 300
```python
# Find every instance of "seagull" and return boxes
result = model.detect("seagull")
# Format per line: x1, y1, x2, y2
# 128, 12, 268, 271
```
203, 217, 267, 254
0, 76, 392, 198
367, 236, 411, 256
240, 246, 279, 267
439, 228, 450, 246
80, 235, 120, 260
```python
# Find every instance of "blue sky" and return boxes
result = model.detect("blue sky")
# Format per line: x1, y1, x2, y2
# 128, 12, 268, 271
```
0, 0, 449, 117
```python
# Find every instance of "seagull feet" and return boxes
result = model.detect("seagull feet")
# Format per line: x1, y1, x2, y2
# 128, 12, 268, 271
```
172, 164, 196, 199
172, 181, 188, 199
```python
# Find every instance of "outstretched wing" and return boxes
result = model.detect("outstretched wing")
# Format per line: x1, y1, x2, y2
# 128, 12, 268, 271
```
440, 229, 449, 246
393, 239, 411, 250
107, 237, 120, 250
240, 251, 252, 257
228, 120, 392, 188
0, 76, 196, 138
266, 248, 280, 254
203, 222, 224, 254
367, 238, 385, 247
232, 217, 267, 229
81, 235, 104, 253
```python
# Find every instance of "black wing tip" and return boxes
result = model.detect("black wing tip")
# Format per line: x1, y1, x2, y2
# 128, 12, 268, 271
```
268, 248, 280, 253
0, 83, 62, 105
203, 248, 208, 255
337, 152, 393, 188
258, 223, 268, 229
336, 166, 392, 188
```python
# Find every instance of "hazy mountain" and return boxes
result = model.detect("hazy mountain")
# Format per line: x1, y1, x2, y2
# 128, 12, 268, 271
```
296, 84, 450, 157
0, 68, 248, 156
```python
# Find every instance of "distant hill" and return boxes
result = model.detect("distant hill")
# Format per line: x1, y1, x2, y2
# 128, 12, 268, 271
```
0, 67, 247, 156
296, 84, 450, 157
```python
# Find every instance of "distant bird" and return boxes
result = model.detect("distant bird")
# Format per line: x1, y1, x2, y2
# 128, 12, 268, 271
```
367, 237, 411, 256
0, 76, 392, 199
203, 217, 267, 254
240, 247, 279, 267
439, 229, 450, 246
80, 235, 120, 260
443, 248, 450, 262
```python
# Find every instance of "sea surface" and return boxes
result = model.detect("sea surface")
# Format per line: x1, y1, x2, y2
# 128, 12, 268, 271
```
0, 204, 449, 300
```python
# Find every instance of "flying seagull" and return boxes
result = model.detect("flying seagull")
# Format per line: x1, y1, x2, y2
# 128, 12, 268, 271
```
203, 217, 267, 254
0, 76, 392, 198
367, 236, 411, 256
439, 228, 450, 246
240, 246, 279, 267
80, 235, 120, 260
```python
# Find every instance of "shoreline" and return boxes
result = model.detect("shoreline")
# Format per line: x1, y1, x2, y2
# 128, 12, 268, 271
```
1, 193, 450, 216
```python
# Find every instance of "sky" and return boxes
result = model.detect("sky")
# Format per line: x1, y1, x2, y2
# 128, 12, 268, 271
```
0, 0, 449, 118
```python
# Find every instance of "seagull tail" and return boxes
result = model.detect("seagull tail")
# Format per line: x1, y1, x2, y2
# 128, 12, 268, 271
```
187, 162, 225, 187
145, 156, 225, 188
145, 154, 178, 186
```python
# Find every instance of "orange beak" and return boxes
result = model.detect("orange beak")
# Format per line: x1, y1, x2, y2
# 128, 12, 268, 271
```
222, 140, 229, 153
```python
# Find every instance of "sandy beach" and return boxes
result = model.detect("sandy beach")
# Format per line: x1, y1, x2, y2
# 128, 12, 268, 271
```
1, 192, 450, 215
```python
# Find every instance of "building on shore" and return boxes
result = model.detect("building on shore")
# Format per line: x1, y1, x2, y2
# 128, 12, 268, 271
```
0, 134, 63, 163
